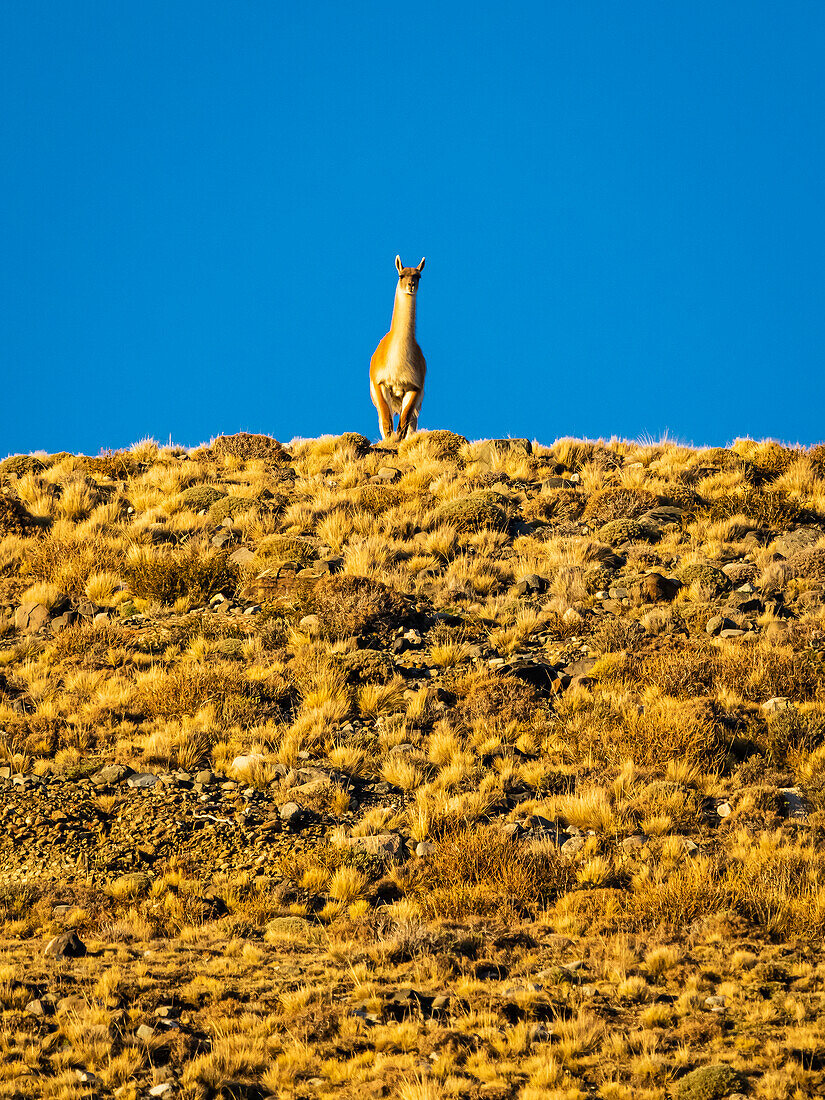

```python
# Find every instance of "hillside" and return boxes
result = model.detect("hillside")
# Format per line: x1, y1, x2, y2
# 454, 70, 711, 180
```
1, 430, 825, 1100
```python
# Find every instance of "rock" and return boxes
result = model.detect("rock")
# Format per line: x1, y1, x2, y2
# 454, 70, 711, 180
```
415, 841, 436, 857
563, 657, 597, 678
375, 466, 401, 482
228, 546, 255, 565
231, 753, 265, 775
762, 697, 792, 715
149, 1085, 174, 1098
298, 614, 321, 635
705, 995, 727, 1011
44, 931, 86, 958
127, 772, 158, 789
716, 801, 732, 818
676, 1064, 745, 1100
279, 801, 304, 825
15, 602, 51, 632
620, 834, 648, 851
773, 527, 822, 558
92, 764, 132, 786
136, 1023, 156, 1042
560, 835, 586, 858
513, 573, 545, 596
706, 615, 737, 637
639, 573, 681, 603
498, 658, 559, 695
25, 998, 47, 1016
51, 610, 80, 631
211, 528, 234, 548
780, 787, 810, 821
346, 833, 405, 860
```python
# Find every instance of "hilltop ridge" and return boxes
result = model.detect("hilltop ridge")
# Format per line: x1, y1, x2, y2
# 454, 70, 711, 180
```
1, 430, 825, 1098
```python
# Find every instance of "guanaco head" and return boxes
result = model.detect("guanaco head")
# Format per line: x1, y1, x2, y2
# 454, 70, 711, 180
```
395, 255, 426, 296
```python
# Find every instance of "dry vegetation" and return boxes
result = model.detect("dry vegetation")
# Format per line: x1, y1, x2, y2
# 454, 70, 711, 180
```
0, 432, 825, 1097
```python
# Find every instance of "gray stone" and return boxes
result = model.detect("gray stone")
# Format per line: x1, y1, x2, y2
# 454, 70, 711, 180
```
716, 801, 732, 818
780, 787, 810, 821
375, 466, 401, 481
415, 841, 436, 857
773, 527, 822, 558
136, 1024, 156, 1042
513, 573, 545, 597
560, 835, 586, 858
279, 801, 304, 824
126, 772, 158, 789
92, 764, 131, 787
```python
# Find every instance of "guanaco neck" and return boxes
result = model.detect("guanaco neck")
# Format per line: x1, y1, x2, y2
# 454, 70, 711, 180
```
389, 286, 417, 347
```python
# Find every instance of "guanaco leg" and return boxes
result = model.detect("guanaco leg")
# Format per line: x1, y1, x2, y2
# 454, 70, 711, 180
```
398, 388, 422, 439
370, 378, 395, 440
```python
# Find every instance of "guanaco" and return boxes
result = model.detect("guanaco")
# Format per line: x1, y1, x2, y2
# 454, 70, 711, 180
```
369, 255, 426, 440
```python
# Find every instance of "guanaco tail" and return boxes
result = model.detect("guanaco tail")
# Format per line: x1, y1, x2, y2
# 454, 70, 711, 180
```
369, 255, 426, 440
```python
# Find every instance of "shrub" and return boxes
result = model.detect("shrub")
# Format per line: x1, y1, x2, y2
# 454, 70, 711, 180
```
84, 451, 144, 479
454, 669, 540, 729
334, 432, 372, 457
23, 535, 122, 594
405, 823, 572, 919
0, 492, 37, 536
432, 491, 508, 532
0, 455, 45, 479
598, 518, 657, 545
123, 545, 238, 604
701, 487, 814, 528
309, 574, 408, 640
679, 563, 731, 596
522, 488, 584, 524
257, 535, 317, 566
676, 1064, 745, 1100
401, 430, 467, 460
789, 547, 825, 582
209, 495, 259, 523
763, 708, 825, 764
357, 485, 405, 513
136, 662, 292, 727
343, 649, 395, 684
178, 484, 226, 512
583, 487, 658, 522
210, 433, 290, 463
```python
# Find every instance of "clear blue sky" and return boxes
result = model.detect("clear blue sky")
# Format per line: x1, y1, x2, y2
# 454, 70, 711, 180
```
2, 2, 824, 455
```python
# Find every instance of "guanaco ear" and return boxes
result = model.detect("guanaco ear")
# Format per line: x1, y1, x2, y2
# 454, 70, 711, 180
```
416, 257, 426, 272
395, 255, 403, 274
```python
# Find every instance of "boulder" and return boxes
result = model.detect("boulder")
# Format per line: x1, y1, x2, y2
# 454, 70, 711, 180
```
44, 931, 86, 958
15, 602, 51, 633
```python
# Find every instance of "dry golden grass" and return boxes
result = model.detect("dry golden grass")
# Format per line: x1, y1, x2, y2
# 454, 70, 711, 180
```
2, 432, 825, 1097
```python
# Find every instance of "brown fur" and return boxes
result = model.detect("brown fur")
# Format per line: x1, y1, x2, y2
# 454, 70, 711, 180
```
369, 255, 427, 440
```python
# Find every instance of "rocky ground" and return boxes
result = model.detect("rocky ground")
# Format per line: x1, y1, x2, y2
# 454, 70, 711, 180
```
1, 431, 825, 1099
